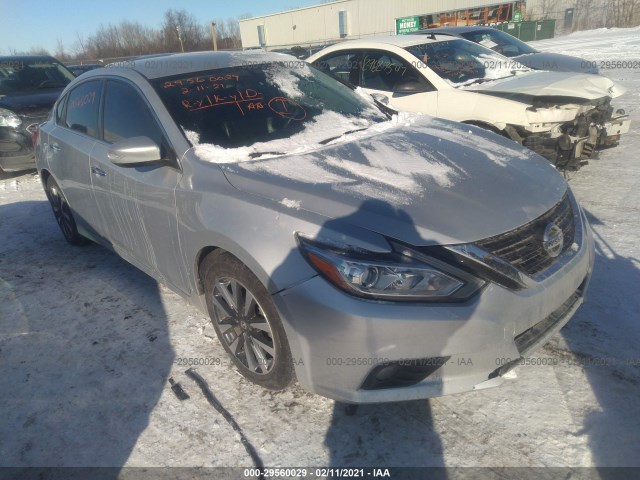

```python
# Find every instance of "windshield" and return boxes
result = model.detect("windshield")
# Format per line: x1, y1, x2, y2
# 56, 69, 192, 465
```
152, 62, 387, 152
405, 39, 529, 86
0, 58, 75, 94
460, 29, 538, 57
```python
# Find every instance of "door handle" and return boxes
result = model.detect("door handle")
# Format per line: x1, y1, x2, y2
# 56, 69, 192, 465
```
50, 143, 61, 152
91, 166, 106, 177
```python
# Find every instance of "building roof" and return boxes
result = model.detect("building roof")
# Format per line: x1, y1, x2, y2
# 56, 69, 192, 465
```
238, 1, 347, 23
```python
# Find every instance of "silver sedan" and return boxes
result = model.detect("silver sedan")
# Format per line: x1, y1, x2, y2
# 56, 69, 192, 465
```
35, 51, 594, 403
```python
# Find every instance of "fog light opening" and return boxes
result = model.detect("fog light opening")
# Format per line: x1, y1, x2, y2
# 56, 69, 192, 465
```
360, 357, 450, 390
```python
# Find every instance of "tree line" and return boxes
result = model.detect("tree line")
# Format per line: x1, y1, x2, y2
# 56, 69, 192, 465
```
9, 9, 248, 63
527, 0, 640, 31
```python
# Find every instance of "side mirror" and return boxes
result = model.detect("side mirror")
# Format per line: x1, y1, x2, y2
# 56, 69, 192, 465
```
107, 136, 161, 166
394, 79, 428, 94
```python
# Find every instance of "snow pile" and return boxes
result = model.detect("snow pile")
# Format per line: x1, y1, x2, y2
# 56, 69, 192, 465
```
264, 63, 313, 98
183, 129, 200, 145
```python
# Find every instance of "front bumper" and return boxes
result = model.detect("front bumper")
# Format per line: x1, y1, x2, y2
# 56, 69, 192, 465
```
0, 127, 36, 172
598, 116, 631, 147
273, 208, 595, 403
521, 114, 631, 168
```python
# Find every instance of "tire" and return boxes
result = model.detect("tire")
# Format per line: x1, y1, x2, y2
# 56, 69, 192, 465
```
202, 252, 294, 390
44, 176, 88, 245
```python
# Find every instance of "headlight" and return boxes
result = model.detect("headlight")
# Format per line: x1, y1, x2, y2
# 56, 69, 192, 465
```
0, 108, 22, 128
297, 236, 485, 302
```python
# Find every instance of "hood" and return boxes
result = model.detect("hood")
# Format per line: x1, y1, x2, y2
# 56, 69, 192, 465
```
214, 117, 567, 246
470, 71, 625, 100
514, 52, 598, 74
0, 89, 62, 118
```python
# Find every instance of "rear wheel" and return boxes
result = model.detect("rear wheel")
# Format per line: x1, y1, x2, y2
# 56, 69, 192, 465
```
45, 176, 88, 245
202, 252, 294, 390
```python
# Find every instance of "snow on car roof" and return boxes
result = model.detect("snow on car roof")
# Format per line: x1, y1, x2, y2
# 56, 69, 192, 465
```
108, 51, 299, 79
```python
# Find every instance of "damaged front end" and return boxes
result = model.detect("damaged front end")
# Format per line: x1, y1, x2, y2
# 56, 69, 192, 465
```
507, 96, 630, 169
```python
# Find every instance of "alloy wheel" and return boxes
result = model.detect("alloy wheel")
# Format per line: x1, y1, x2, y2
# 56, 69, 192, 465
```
211, 278, 276, 375
47, 183, 75, 241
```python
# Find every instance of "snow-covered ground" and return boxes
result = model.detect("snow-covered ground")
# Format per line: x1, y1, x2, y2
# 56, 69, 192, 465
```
1, 27, 639, 472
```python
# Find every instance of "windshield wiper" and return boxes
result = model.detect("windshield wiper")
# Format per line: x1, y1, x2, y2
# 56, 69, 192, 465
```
371, 97, 395, 119
249, 151, 286, 159
465, 78, 491, 86
319, 128, 369, 145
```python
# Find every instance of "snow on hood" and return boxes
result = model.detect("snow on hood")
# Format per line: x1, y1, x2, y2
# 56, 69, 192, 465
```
204, 116, 567, 246
467, 70, 626, 99
514, 52, 597, 74
192, 110, 415, 163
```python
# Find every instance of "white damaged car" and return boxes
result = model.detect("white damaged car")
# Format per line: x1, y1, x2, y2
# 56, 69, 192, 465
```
308, 34, 630, 169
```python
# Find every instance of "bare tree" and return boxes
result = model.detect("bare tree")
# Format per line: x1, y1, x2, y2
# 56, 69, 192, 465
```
55, 38, 68, 61
225, 17, 243, 49
9, 46, 51, 56
73, 32, 88, 59
607, 0, 640, 27
12, 8, 245, 62
161, 9, 208, 52
574, 0, 599, 31
211, 17, 243, 50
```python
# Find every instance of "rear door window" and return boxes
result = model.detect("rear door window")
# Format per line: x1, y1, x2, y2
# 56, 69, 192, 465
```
312, 51, 362, 86
64, 80, 102, 138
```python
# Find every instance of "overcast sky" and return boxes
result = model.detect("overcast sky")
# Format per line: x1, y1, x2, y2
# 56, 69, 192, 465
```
0, 0, 323, 55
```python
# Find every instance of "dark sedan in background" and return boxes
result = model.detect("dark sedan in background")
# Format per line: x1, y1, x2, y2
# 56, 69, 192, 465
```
66, 63, 103, 77
0, 55, 75, 173
411, 26, 598, 74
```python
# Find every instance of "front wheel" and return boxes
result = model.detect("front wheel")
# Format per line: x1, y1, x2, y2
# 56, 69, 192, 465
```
44, 176, 88, 245
202, 252, 294, 390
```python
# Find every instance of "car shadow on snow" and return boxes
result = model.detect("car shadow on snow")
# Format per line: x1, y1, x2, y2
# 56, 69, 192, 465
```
558, 208, 640, 468
324, 400, 447, 474
0, 200, 174, 472
318, 201, 456, 474
267, 199, 475, 474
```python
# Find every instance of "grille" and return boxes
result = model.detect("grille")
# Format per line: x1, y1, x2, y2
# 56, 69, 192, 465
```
489, 277, 586, 379
475, 194, 575, 276
514, 281, 584, 355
